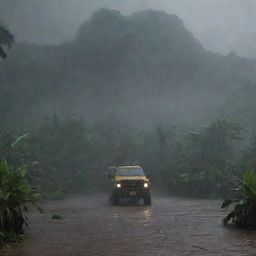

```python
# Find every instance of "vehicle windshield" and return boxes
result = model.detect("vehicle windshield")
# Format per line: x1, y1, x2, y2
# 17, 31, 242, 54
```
115, 167, 145, 176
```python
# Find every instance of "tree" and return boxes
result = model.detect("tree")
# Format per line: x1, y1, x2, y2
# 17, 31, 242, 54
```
0, 24, 14, 59
178, 119, 241, 196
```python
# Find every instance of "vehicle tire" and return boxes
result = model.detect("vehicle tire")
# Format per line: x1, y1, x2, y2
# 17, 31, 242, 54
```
144, 195, 151, 206
112, 195, 119, 205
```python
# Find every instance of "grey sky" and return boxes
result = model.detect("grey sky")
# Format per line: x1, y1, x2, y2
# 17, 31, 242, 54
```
1, 0, 256, 56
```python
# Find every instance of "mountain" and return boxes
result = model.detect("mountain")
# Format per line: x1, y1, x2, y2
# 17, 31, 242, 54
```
1, 9, 256, 127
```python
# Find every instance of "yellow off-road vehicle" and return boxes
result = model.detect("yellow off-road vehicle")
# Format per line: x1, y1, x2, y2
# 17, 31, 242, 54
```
108, 165, 151, 206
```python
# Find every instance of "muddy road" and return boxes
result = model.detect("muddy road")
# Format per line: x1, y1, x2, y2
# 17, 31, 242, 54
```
2, 195, 256, 256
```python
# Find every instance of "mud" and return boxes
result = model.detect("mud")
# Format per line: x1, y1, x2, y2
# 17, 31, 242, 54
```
2, 195, 256, 256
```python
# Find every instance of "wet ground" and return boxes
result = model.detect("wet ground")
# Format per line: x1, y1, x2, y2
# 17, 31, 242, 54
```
2, 195, 256, 256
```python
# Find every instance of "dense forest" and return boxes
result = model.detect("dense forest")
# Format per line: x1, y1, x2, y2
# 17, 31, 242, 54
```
1, 9, 256, 199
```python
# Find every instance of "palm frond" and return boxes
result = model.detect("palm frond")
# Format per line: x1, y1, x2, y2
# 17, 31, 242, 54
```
0, 24, 14, 47
0, 24, 14, 59
0, 46, 6, 59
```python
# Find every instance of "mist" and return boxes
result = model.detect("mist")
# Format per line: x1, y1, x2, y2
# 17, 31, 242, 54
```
0, 0, 255, 196
2, 1, 256, 255
1, 0, 256, 57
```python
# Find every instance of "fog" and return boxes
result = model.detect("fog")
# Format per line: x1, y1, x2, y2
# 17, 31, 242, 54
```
0, 0, 254, 190
2, 2, 256, 253
1, 0, 256, 56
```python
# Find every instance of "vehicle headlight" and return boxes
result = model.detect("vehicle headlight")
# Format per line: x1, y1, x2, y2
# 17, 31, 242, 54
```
144, 182, 149, 188
116, 183, 121, 188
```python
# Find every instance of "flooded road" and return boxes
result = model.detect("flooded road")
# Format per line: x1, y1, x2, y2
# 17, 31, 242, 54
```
2, 195, 256, 256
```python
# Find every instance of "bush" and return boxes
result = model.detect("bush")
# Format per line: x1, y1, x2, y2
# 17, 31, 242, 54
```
0, 160, 41, 241
222, 171, 256, 228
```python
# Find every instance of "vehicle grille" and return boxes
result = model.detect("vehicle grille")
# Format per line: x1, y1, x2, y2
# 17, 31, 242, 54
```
121, 180, 144, 191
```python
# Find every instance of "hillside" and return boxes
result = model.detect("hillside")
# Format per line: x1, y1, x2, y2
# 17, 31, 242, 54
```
1, 9, 256, 128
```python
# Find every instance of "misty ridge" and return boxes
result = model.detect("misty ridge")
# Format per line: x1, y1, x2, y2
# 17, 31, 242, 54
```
1, 8, 256, 130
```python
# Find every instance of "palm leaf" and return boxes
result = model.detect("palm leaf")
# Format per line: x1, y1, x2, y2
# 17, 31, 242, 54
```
11, 133, 30, 148
222, 171, 256, 227
0, 46, 6, 58
221, 199, 232, 208
0, 24, 14, 59
0, 24, 14, 47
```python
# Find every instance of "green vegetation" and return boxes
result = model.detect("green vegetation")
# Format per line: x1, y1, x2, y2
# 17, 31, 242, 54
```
0, 24, 14, 59
0, 115, 249, 198
0, 161, 41, 243
165, 119, 242, 197
222, 171, 256, 228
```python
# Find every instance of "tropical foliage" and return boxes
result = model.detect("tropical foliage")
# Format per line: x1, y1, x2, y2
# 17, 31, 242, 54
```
0, 24, 14, 59
0, 115, 244, 198
0, 161, 41, 242
222, 171, 256, 228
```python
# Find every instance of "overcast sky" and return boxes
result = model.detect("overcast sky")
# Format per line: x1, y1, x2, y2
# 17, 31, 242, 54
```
0, 0, 256, 56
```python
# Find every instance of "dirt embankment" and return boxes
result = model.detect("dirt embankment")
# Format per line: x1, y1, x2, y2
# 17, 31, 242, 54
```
2, 195, 256, 256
